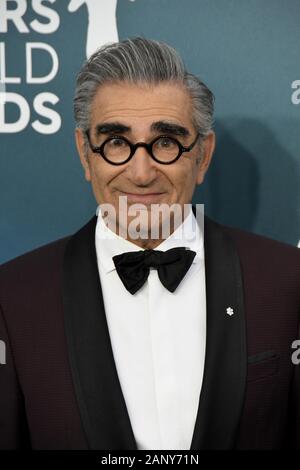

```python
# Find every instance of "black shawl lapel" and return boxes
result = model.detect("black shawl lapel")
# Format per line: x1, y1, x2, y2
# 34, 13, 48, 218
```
190, 209, 247, 449
62, 215, 137, 450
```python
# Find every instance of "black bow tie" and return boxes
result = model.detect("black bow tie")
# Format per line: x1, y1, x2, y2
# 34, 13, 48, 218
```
112, 247, 196, 295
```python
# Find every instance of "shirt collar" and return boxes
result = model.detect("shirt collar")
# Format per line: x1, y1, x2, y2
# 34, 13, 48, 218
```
95, 205, 204, 274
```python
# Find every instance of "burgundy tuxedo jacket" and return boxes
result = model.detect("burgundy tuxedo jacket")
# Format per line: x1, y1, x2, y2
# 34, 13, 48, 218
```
0, 211, 300, 450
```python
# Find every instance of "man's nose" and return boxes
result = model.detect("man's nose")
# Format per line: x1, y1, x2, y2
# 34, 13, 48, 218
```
126, 146, 158, 185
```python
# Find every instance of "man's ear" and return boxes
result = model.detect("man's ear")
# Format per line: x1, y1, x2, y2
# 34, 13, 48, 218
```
196, 131, 216, 185
75, 127, 91, 181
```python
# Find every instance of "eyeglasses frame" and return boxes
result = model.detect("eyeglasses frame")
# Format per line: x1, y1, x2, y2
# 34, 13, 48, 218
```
85, 130, 201, 165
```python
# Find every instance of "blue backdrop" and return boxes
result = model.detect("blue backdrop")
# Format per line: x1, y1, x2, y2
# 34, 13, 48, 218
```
1, 0, 299, 264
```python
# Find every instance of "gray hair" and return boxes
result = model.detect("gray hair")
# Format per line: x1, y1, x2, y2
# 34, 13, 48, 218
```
73, 37, 214, 145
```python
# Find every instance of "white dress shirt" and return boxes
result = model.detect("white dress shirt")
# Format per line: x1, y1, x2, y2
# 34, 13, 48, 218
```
95, 206, 207, 450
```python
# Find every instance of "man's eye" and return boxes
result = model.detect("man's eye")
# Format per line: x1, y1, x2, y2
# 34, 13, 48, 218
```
108, 137, 127, 147
156, 137, 177, 148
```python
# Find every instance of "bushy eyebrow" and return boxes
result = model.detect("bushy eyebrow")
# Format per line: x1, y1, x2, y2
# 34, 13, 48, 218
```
151, 121, 190, 137
95, 122, 130, 136
94, 120, 190, 138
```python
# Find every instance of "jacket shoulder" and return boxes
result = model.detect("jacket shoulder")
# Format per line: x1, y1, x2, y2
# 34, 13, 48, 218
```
0, 214, 97, 305
212, 219, 300, 287
0, 236, 71, 305
220, 221, 300, 258
0, 235, 71, 275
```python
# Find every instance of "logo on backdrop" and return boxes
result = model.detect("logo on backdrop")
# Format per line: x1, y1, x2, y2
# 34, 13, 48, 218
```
68, 0, 118, 59
0, 0, 135, 135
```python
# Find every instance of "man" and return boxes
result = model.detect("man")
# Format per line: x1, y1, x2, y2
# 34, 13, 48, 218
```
0, 37, 299, 450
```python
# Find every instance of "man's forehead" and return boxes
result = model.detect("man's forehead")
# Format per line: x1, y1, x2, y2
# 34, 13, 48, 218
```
92, 80, 189, 100
90, 81, 193, 128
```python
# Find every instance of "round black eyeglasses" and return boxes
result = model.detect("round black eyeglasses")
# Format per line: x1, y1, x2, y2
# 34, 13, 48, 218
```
85, 130, 200, 165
